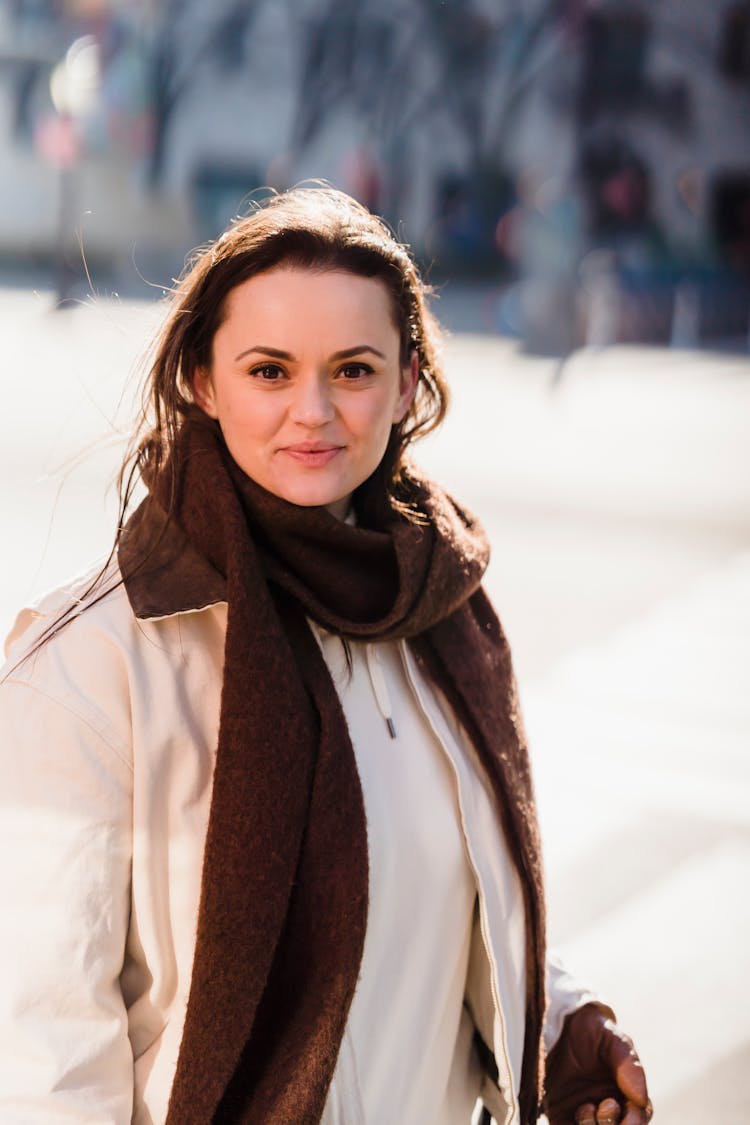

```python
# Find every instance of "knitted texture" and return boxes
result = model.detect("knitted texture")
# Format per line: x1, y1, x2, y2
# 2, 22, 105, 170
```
120, 416, 547, 1124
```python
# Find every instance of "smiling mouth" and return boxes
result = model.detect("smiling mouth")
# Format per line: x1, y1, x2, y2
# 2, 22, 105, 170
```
280, 443, 343, 466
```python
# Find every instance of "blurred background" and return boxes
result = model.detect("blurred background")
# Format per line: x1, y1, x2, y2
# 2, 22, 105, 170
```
1, 2, 749, 1123
1, 0, 750, 344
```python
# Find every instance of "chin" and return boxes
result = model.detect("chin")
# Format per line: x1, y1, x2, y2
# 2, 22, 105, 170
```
276, 487, 349, 511
268, 474, 353, 512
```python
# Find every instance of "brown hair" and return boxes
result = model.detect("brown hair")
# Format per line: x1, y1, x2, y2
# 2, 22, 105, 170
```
120, 185, 448, 531
4, 188, 449, 674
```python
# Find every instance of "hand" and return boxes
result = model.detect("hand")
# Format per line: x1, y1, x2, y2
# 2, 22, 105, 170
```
544, 1003, 653, 1125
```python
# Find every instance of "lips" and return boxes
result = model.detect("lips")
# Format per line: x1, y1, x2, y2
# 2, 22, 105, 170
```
279, 442, 343, 467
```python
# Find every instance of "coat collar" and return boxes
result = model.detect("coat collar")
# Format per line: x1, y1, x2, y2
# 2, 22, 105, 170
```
118, 500, 227, 620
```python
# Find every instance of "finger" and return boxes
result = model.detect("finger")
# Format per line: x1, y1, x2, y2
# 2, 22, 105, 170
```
595, 1096, 621, 1124
600, 1023, 650, 1108
620, 1096, 654, 1125
614, 1052, 649, 1108
574, 1105, 597, 1125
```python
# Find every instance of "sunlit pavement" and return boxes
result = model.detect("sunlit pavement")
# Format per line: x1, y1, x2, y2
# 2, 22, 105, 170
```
528, 554, 750, 1123
2, 284, 749, 1123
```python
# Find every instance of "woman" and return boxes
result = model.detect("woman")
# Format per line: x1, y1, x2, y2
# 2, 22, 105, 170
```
0, 188, 651, 1124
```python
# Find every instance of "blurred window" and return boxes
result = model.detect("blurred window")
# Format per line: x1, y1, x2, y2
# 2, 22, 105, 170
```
579, 7, 650, 118
719, 2, 750, 81
191, 162, 262, 243
711, 172, 750, 272
580, 138, 652, 235
212, 11, 251, 72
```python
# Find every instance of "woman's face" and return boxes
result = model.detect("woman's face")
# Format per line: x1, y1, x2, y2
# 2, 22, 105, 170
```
192, 266, 418, 518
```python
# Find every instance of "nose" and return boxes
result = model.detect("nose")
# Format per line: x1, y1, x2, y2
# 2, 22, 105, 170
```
288, 371, 335, 427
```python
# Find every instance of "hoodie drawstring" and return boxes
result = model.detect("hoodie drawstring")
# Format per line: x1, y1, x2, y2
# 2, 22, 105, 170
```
366, 644, 397, 740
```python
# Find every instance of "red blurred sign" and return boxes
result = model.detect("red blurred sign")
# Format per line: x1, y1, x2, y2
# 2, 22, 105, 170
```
35, 114, 82, 169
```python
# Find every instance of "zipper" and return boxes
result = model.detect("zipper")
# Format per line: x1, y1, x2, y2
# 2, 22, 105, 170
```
399, 639, 518, 1125
308, 621, 396, 741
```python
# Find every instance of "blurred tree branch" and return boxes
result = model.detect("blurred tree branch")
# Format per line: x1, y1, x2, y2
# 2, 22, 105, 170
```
143, 0, 577, 195
147, 0, 266, 186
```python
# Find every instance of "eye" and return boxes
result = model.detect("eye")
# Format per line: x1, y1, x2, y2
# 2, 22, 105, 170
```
337, 362, 374, 381
249, 363, 286, 382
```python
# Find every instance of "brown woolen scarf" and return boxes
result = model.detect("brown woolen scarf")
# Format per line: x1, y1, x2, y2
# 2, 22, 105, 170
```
122, 417, 547, 1124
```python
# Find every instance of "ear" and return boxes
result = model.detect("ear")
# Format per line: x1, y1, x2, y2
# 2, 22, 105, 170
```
191, 367, 218, 418
393, 351, 419, 424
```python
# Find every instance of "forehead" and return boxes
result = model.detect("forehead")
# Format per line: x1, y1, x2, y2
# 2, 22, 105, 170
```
216, 267, 400, 348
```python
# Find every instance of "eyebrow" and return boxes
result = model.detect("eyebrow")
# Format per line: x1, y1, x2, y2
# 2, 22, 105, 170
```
234, 344, 387, 362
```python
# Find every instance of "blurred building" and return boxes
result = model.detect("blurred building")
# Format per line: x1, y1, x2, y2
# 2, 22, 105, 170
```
0, 0, 748, 348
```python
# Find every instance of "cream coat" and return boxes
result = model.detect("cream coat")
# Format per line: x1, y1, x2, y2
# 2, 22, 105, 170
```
0, 565, 595, 1124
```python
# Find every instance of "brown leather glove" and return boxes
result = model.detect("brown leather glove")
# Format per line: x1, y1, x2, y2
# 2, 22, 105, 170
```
544, 1003, 653, 1125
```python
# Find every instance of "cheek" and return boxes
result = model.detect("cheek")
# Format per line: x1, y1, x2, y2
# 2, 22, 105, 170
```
219, 390, 278, 434
346, 385, 402, 435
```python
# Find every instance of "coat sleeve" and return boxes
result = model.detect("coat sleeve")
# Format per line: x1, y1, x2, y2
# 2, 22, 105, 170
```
544, 951, 616, 1054
0, 671, 135, 1124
